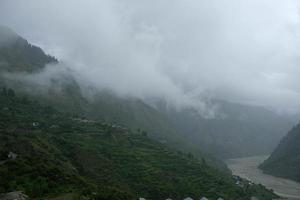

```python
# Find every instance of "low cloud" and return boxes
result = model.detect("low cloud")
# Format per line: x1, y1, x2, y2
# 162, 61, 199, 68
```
1, 0, 300, 114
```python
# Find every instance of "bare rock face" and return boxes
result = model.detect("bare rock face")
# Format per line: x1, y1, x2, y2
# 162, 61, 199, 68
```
0, 191, 28, 200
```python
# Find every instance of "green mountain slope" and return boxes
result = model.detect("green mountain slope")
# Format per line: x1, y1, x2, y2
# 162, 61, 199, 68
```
0, 89, 277, 200
0, 26, 227, 171
260, 123, 300, 182
0, 25, 293, 167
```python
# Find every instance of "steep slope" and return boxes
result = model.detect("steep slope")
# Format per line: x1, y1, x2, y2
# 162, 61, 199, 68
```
0, 89, 277, 200
0, 26, 57, 72
260, 123, 300, 182
0, 25, 292, 163
36, 87, 292, 160
29, 86, 231, 171
0, 26, 228, 170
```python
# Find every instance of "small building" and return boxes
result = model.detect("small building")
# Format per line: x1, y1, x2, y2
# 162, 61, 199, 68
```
8, 152, 17, 160
32, 122, 39, 127
200, 197, 208, 200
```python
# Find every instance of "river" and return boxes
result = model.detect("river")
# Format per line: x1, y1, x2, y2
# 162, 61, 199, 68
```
227, 155, 300, 200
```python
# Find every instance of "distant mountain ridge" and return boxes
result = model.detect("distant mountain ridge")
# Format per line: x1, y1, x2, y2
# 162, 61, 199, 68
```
0, 25, 293, 163
0, 26, 57, 72
0, 25, 228, 171
0, 26, 279, 199
155, 100, 293, 158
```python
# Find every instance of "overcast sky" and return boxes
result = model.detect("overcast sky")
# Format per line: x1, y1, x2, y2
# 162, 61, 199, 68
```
1, 0, 300, 114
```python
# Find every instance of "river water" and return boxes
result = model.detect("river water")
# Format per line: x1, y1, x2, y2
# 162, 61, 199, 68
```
227, 155, 300, 200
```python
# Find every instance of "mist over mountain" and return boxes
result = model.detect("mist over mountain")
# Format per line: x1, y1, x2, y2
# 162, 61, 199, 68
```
0, 26, 18, 47
0, 26, 293, 161
0, 26, 281, 199
2, 0, 300, 115
1, 0, 300, 199
155, 101, 293, 158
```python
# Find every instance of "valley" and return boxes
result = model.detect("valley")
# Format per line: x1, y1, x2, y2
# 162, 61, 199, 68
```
227, 156, 300, 200
1, 4, 300, 198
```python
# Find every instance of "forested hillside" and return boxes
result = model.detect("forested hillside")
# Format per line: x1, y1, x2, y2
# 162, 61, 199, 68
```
0, 88, 277, 200
0, 25, 293, 165
0, 26, 228, 171
260, 123, 300, 182
0, 25, 282, 200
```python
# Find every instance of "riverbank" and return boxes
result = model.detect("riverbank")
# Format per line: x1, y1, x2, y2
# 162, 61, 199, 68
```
227, 156, 300, 200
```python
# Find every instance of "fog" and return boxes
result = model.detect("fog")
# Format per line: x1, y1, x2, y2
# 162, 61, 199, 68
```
1, 0, 300, 114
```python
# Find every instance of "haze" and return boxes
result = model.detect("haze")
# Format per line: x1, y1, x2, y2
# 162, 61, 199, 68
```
1, 0, 300, 115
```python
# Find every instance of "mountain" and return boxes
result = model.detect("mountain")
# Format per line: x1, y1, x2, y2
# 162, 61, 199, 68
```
0, 26, 293, 163
0, 26, 229, 171
0, 25, 57, 73
259, 123, 300, 182
37, 88, 292, 160
0, 25, 281, 199
156, 101, 293, 159
0, 86, 277, 200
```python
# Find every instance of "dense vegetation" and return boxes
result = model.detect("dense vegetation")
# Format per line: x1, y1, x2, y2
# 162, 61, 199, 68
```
33, 85, 292, 160
260, 123, 300, 182
0, 88, 278, 199
0, 26, 281, 199
0, 27, 227, 171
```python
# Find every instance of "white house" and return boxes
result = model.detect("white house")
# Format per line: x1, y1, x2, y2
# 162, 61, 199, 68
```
8, 152, 17, 160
